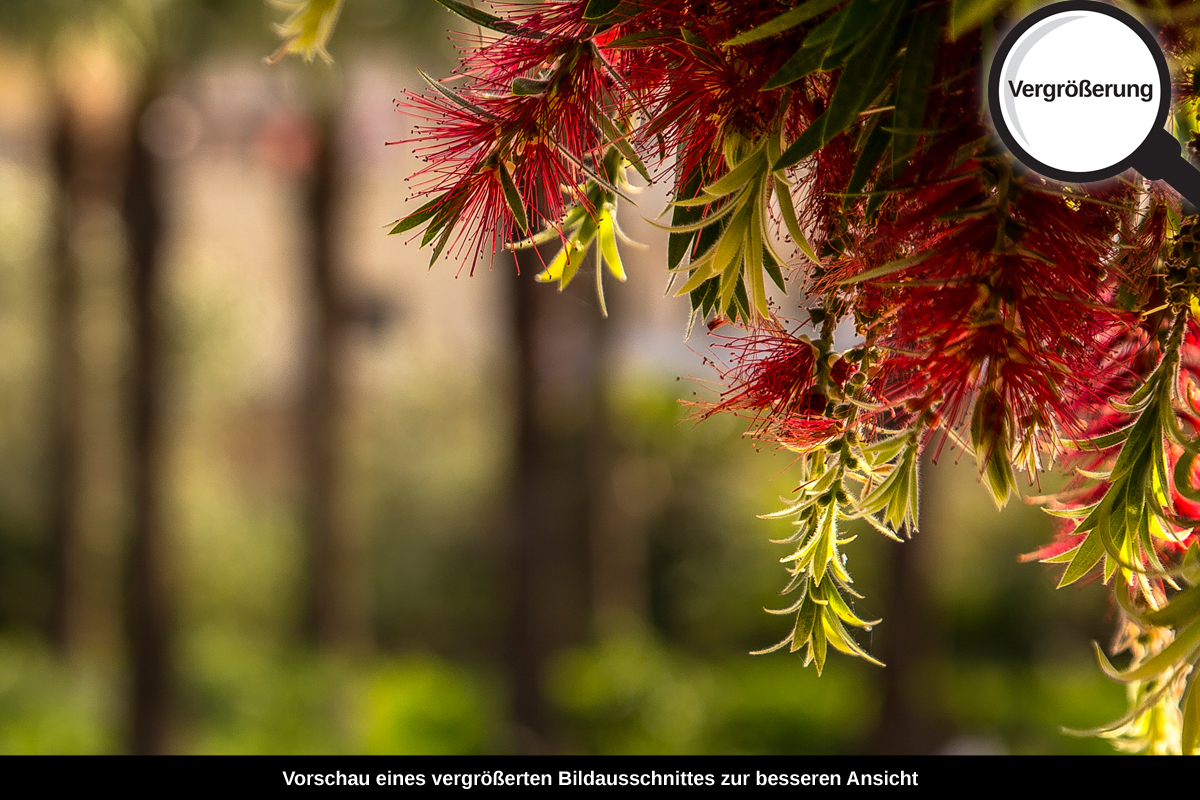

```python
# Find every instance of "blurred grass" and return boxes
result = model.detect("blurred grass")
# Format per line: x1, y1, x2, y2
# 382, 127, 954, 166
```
547, 635, 1126, 755
179, 630, 500, 754
0, 635, 116, 754
0, 630, 1126, 754
548, 634, 876, 754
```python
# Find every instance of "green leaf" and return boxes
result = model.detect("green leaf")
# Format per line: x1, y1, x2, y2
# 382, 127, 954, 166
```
559, 241, 589, 288
703, 147, 767, 197
812, 611, 828, 674
838, 249, 934, 285
729, 277, 752, 323
433, 0, 540, 38
949, 0, 1011, 40
510, 206, 587, 250
745, 204, 769, 320
826, 0, 896, 63
1076, 421, 1137, 451
762, 0, 857, 89
679, 27, 710, 52
764, 43, 830, 89
1176, 451, 1200, 503
1058, 529, 1105, 588
597, 208, 626, 281
1145, 585, 1200, 628
583, 0, 623, 20
1042, 542, 1081, 564
723, 0, 847, 46
427, 225, 454, 268
715, 195, 753, 266
765, 262, 787, 293
653, 193, 744, 234
691, 216, 725, 265
389, 194, 445, 235
689, 275, 720, 317
826, 583, 880, 628
497, 162, 529, 234
1183, 670, 1200, 756
1094, 619, 1200, 683
774, 0, 904, 170
594, 112, 652, 183
417, 69, 499, 121
792, 600, 818, 653
1109, 401, 1160, 483
773, 177, 820, 264
892, 5, 942, 170
669, 172, 706, 270
845, 115, 893, 199
676, 253, 722, 295
604, 29, 673, 49
823, 609, 883, 665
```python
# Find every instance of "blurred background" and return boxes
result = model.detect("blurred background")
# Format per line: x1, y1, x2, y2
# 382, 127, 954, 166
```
0, 0, 1128, 754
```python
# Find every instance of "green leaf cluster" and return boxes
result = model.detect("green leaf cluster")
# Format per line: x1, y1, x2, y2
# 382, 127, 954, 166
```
1047, 314, 1196, 594
1041, 311, 1200, 754
665, 130, 817, 325
510, 147, 642, 317
756, 427, 921, 673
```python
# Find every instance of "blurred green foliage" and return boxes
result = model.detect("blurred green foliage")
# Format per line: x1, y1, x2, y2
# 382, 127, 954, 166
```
0, 636, 116, 754
180, 630, 499, 754
548, 634, 875, 754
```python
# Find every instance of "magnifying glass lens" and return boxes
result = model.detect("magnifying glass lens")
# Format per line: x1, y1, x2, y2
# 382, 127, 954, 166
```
998, 10, 1162, 175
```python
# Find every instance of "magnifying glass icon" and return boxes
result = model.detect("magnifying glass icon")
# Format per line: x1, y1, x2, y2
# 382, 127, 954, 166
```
989, 0, 1200, 207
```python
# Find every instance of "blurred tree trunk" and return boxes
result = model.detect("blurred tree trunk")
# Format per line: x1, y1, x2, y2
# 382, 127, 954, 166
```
865, 450, 950, 754
505, 256, 600, 752
301, 108, 367, 650
47, 95, 84, 656
123, 86, 172, 755
586, 285, 648, 635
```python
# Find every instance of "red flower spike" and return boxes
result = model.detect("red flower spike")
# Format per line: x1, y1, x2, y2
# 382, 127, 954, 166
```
700, 326, 822, 423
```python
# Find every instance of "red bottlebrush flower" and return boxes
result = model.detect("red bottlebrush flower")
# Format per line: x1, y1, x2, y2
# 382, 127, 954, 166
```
829, 60, 1141, 458
395, 34, 617, 271
396, 88, 578, 271
607, 2, 828, 190
774, 414, 844, 450
698, 323, 855, 450
702, 325, 821, 421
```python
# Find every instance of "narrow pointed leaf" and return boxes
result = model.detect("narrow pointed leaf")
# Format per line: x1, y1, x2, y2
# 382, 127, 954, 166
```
702, 149, 766, 198
846, 115, 893, 199
1145, 584, 1200, 628
583, 0, 623, 20
434, 0, 540, 37
773, 177, 820, 263
1093, 620, 1200, 683
597, 209, 626, 281
1058, 528, 1105, 587
892, 6, 942, 169
497, 163, 529, 234
390, 194, 445, 235
764, 43, 830, 89
1182, 670, 1200, 755
417, 69, 500, 121
839, 249, 935, 285
774, 0, 903, 170
724, 0, 847, 46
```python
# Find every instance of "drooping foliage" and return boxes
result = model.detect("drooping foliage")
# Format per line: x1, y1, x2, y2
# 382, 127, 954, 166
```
274, 0, 1200, 754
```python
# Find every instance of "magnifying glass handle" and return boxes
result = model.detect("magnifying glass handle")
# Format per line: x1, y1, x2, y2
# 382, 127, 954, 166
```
1132, 128, 1200, 213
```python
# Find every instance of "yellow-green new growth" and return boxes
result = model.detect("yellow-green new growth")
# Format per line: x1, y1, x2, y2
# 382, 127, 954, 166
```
265, 0, 346, 65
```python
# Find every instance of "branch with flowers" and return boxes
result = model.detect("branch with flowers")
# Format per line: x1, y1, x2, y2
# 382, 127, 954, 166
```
271, 0, 1200, 754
